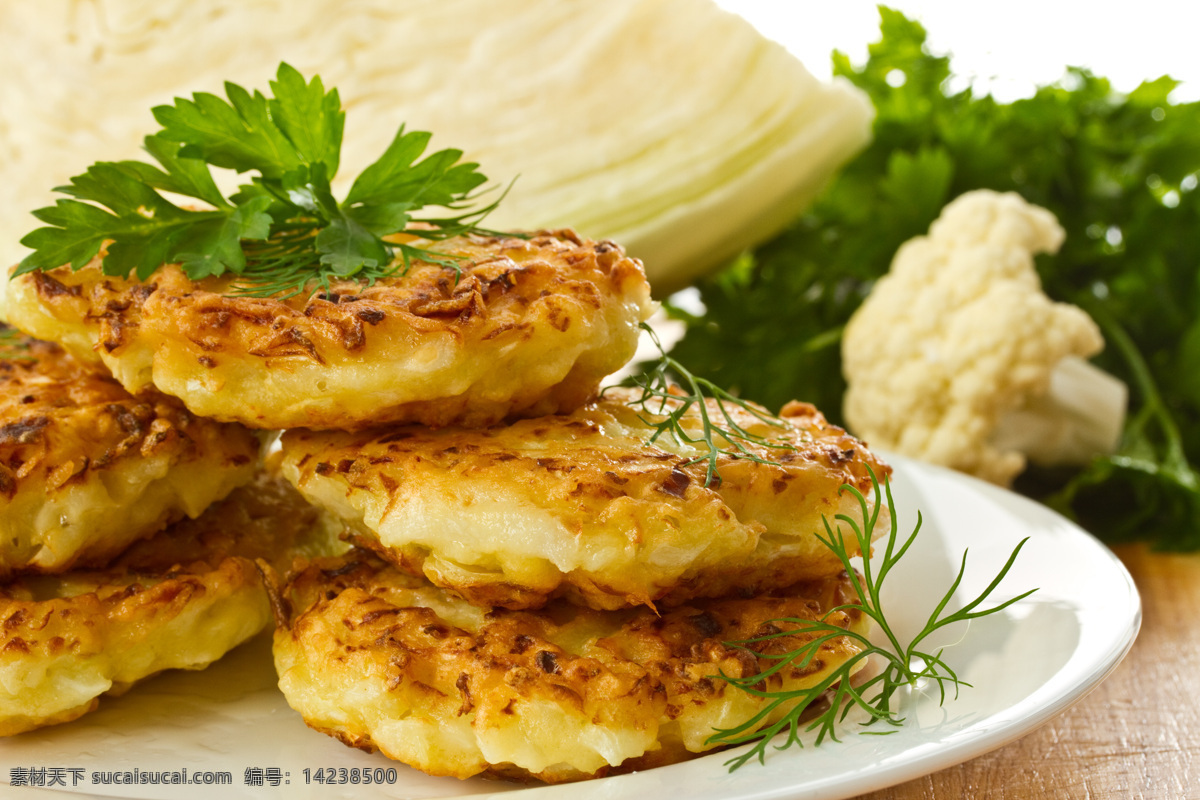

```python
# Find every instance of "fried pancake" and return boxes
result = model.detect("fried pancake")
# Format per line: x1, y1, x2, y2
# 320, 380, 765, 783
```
5, 230, 655, 430
0, 331, 261, 578
271, 550, 869, 783
0, 472, 342, 736
280, 388, 891, 610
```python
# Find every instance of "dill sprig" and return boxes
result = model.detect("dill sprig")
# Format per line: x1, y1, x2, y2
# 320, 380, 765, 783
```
710, 466, 1035, 770
16, 63, 505, 299
619, 322, 799, 486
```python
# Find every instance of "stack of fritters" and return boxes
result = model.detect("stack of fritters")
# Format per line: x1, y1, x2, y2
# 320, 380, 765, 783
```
0, 331, 339, 735
5, 229, 890, 782
271, 390, 889, 782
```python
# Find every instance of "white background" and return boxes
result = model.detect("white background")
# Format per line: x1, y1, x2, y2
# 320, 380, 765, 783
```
716, 1, 1200, 101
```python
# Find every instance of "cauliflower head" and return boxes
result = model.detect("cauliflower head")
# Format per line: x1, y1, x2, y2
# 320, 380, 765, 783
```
842, 189, 1125, 486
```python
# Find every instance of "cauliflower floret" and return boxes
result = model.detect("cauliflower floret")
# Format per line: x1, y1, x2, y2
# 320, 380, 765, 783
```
842, 189, 1127, 486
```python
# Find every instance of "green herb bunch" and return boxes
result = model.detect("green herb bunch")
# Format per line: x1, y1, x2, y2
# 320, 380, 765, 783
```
667, 8, 1200, 549
16, 63, 499, 297
709, 468, 1034, 770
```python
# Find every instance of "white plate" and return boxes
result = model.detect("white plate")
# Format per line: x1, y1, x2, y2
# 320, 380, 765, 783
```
2, 455, 1141, 800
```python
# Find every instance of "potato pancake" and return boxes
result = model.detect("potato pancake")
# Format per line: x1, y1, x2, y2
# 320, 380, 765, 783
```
0, 472, 342, 736
0, 331, 260, 578
280, 388, 890, 610
271, 549, 869, 783
5, 230, 654, 430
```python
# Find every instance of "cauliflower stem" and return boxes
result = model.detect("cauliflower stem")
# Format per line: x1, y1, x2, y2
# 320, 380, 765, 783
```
990, 356, 1127, 468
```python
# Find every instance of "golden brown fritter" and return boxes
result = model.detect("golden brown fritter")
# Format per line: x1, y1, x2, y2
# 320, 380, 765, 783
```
280, 388, 891, 611
271, 549, 869, 783
0, 472, 343, 736
0, 331, 261, 578
5, 230, 655, 430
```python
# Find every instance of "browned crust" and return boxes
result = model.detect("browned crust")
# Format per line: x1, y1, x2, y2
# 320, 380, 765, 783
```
0, 335, 257, 501
277, 550, 868, 782
0, 560, 257, 668
282, 390, 891, 610
10, 230, 652, 430
0, 471, 328, 608
40, 230, 641, 359
0, 473, 331, 735
0, 331, 261, 575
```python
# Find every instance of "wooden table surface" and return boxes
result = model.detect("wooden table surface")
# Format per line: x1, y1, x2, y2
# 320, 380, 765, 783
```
855, 544, 1200, 800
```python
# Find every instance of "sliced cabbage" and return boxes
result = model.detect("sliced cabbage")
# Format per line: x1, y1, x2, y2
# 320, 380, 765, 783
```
0, 0, 871, 292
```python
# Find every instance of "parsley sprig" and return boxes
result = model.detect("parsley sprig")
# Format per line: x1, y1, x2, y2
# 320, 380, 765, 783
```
710, 467, 1035, 770
619, 322, 799, 487
16, 63, 501, 297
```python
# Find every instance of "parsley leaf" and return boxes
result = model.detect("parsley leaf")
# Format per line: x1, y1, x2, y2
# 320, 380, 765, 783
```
346, 128, 487, 208
17, 62, 498, 296
152, 73, 312, 179
266, 65, 344, 178
668, 8, 1200, 550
